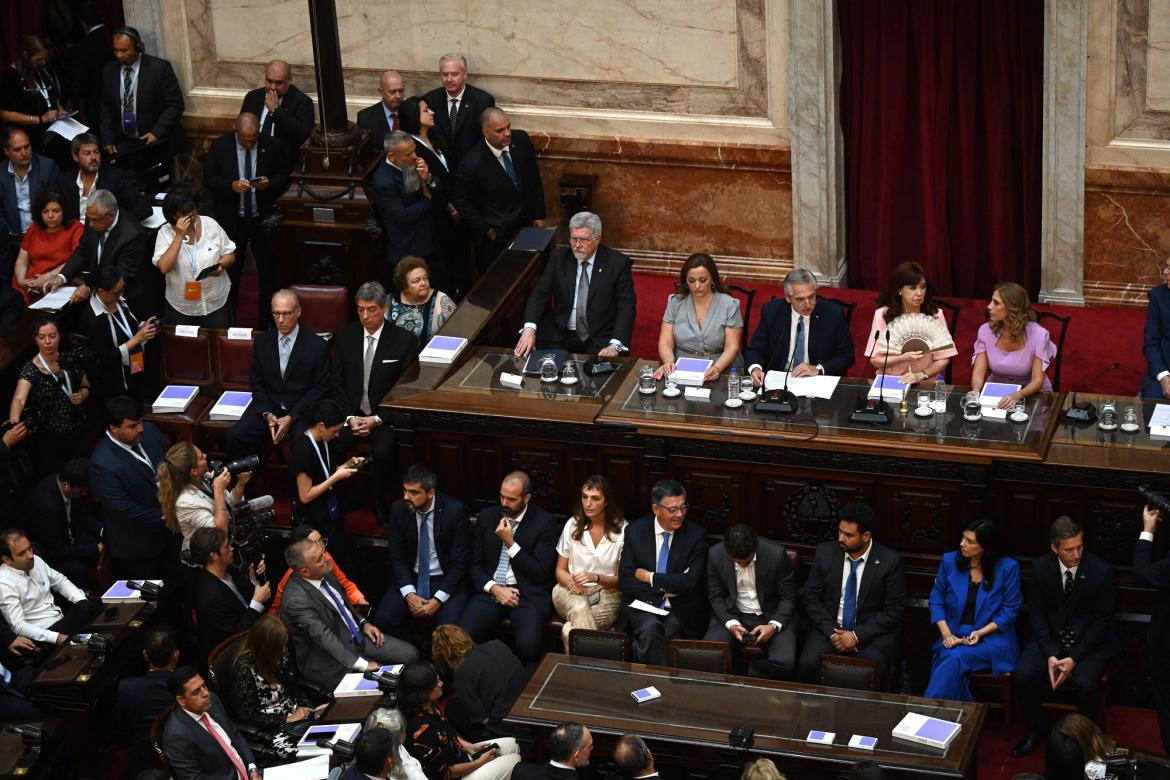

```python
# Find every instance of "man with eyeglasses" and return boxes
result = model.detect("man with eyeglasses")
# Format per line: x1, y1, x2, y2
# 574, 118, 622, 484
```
1141, 257, 1170, 400
618, 480, 708, 666
269, 524, 367, 613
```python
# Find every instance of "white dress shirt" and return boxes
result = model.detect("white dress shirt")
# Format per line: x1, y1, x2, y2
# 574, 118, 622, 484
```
482, 506, 528, 591
88, 293, 138, 372
556, 517, 625, 580
399, 496, 450, 603
119, 58, 141, 118
836, 539, 872, 627
305, 576, 368, 670
152, 215, 236, 316
0, 558, 86, 644
8, 161, 32, 232
180, 707, 255, 773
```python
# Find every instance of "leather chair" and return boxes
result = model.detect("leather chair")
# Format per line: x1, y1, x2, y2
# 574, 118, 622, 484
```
969, 671, 1014, 730
727, 284, 757, 340
1035, 310, 1072, 391
207, 630, 248, 699
816, 652, 880, 691
147, 326, 217, 442
213, 329, 257, 390
567, 629, 632, 662
149, 704, 173, 769
290, 284, 349, 337
934, 299, 964, 384
667, 639, 732, 674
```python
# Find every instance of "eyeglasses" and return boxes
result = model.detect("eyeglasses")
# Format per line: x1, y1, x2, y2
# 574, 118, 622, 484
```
655, 503, 689, 515
272, 309, 300, 319
569, 236, 597, 245
317, 536, 329, 548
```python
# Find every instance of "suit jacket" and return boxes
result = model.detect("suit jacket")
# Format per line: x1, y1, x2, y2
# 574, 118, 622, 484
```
88, 422, 171, 562
512, 764, 579, 780
72, 25, 113, 124
523, 244, 637, 352
59, 212, 152, 309
1142, 284, 1170, 398
707, 538, 796, 630
117, 668, 173, 777
202, 131, 291, 235
1133, 537, 1170, 648
469, 503, 559, 616
386, 492, 470, 598
162, 692, 257, 780
241, 84, 314, 165
279, 571, 369, 692
367, 158, 435, 264
422, 84, 496, 168
619, 515, 709, 637
0, 155, 59, 236
56, 163, 152, 224
22, 473, 102, 569
249, 327, 331, 422
929, 551, 1021, 674
1026, 551, 1118, 663
745, 298, 854, 377
452, 131, 545, 241
99, 54, 185, 146
75, 295, 155, 403
356, 101, 395, 154
801, 539, 906, 652
330, 321, 418, 425
192, 567, 262, 659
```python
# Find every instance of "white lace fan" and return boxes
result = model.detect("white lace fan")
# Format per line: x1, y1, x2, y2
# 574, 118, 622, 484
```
886, 313, 953, 354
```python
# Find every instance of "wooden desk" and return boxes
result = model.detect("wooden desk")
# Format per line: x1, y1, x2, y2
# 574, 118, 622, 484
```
507, 654, 986, 779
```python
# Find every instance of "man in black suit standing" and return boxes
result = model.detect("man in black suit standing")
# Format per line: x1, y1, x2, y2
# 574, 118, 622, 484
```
117, 625, 179, 778
458, 470, 558, 664
368, 131, 437, 275
375, 464, 470, 642
513, 722, 593, 780
797, 502, 906, 683
746, 268, 855, 386
239, 60, 313, 168
452, 107, 545, 271
22, 458, 103, 589
1011, 516, 1118, 757
423, 53, 496, 169
162, 666, 260, 780
98, 27, 184, 156
189, 527, 271, 663
356, 70, 405, 154
619, 480, 708, 666
1134, 501, 1170, 755
225, 289, 330, 458
331, 281, 419, 520
72, 3, 113, 126
202, 112, 291, 317
56, 133, 151, 224
514, 211, 636, 360
705, 524, 798, 679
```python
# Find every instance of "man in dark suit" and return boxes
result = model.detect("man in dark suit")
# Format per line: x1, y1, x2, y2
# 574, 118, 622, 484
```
458, 470, 558, 664
452, 107, 545, 271
513, 722, 593, 780
77, 264, 160, 406
99, 27, 184, 156
375, 464, 470, 641
239, 60, 313, 168
117, 625, 179, 779
202, 112, 291, 317
331, 281, 419, 521
619, 480, 708, 666
705, 524, 798, 679
72, 4, 114, 126
56, 133, 151, 224
225, 289, 330, 458
1, 128, 59, 269
515, 211, 636, 359
279, 537, 417, 694
0, 612, 40, 722
344, 726, 401, 780
1011, 516, 1118, 757
356, 70, 405, 154
746, 268, 855, 386
88, 395, 171, 579
613, 735, 661, 780
423, 53, 496, 169
162, 666, 260, 780
1142, 259, 1170, 400
797, 502, 906, 683
368, 131, 437, 274
189, 527, 271, 663
1134, 502, 1170, 754
22, 458, 103, 589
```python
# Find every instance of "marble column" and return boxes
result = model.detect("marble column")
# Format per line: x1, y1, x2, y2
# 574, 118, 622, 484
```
1039, 0, 1088, 305
122, 0, 169, 60
788, 0, 846, 287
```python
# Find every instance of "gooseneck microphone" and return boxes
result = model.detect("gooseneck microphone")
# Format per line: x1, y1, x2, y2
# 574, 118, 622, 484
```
1063, 361, 1122, 423
850, 329, 892, 425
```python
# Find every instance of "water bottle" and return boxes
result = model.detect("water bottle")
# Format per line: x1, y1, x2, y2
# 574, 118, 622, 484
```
933, 374, 946, 409
728, 367, 740, 399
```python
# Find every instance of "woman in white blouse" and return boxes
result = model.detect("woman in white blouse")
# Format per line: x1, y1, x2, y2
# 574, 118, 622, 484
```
157, 441, 251, 558
552, 475, 626, 652
152, 188, 236, 328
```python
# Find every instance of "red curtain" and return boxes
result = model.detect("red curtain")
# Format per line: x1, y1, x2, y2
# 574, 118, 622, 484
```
0, 2, 45, 67
838, 0, 1043, 299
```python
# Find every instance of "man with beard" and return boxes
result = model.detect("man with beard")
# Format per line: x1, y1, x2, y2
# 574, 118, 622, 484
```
797, 501, 906, 683
56, 133, 151, 224
368, 131, 437, 278
514, 211, 635, 360
458, 471, 557, 664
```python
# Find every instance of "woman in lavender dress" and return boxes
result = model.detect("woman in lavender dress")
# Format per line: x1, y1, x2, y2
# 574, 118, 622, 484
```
970, 282, 1056, 409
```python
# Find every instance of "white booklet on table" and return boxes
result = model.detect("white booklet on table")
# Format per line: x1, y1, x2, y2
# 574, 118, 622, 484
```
763, 371, 841, 399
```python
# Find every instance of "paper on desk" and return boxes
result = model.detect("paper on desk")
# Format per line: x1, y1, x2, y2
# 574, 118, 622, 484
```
29, 287, 77, 310
629, 599, 670, 616
46, 116, 88, 141
262, 755, 330, 780
763, 371, 841, 399
1150, 403, 1170, 435
142, 206, 166, 229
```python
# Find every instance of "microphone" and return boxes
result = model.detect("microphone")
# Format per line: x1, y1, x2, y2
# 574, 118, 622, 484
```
754, 319, 800, 414
7, 724, 42, 744
1063, 362, 1121, 423
240, 495, 274, 513
127, 580, 161, 599
850, 329, 892, 425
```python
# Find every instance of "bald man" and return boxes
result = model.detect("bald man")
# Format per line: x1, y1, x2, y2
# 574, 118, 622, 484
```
240, 59, 314, 166
203, 112, 291, 317
357, 70, 406, 153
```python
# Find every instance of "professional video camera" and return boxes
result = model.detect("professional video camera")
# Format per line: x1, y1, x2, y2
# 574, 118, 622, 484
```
201, 454, 275, 573
1139, 483, 1170, 516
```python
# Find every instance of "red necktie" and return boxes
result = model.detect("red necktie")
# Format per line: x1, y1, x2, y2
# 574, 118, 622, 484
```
200, 713, 248, 780
391, 111, 399, 131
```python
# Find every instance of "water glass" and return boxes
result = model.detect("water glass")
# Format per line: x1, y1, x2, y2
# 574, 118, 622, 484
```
637, 365, 656, 394
1121, 405, 1141, 433
539, 355, 558, 383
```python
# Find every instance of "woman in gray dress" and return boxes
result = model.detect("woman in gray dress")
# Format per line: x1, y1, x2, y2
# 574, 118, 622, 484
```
656, 253, 744, 382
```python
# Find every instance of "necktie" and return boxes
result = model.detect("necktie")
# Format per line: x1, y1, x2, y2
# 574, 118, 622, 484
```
322, 580, 364, 644
1064, 569, 1074, 594
199, 713, 248, 780
122, 66, 134, 113
574, 261, 590, 340
841, 557, 862, 630
360, 334, 375, 415
63, 498, 73, 543
97, 231, 107, 263
390, 111, 399, 131
449, 98, 458, 125
793, 317, 806, 368
0, 659, 11, 685
501, 149, 519, 188
656, 532, 671, 608
261, 109, 275, 137
493, 521, 516, 585
279, 336, 291, 377
242, 146, 254, 218
416, 510, 432, 599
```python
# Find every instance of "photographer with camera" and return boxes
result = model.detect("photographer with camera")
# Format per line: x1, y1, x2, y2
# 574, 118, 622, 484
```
76, 263, 159, 406
1135, 485, 1170, 755
189, 526, 271, 664
158, 442, 251, 558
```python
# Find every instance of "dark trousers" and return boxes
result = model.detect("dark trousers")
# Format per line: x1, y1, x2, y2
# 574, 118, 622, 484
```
625, 607, 685, 667
703, 611, 798, 680
47, 598, 104, 641
1014, 640, 1107, 729
797, 629, 897, 685
224, 410, 309, 460
337, 425, 397, 518
458, 592, 547, 664
537, 332, 594, 357
224, 216, 274, 323
373, 588, 467, 643
0, 663, 40, 722
1151, 641, 1170, 756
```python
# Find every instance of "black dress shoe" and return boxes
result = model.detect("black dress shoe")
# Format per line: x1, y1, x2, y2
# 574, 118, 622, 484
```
1011, 729, 1044, 758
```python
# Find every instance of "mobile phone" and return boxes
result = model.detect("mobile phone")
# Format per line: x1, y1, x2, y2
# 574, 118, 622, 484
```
470, 743, 499, 760
247, 177, 264, 184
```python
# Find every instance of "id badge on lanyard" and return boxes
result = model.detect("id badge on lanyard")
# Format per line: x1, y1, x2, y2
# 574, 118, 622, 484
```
309, 434, 342, 524
183, 241, 202, 300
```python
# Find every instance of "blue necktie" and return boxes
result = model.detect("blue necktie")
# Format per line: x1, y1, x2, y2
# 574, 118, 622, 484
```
323, 580, 363, 644
656, 532, 671, 607
841, 557, 862, 630
501, 149, 519, 189
793, 317, 806, 368
416, 510, 432, 599
493, 522, 515, 585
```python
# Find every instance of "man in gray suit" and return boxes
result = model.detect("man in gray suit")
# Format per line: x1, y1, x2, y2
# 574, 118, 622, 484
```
279, 537, 417, 694
705, 524, 798, 679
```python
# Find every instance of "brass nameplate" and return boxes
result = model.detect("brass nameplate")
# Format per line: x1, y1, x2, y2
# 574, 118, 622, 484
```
312, 208, 336, 224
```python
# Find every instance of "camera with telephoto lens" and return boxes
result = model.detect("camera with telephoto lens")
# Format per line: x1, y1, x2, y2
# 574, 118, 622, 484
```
1139, 484, 1170, 516
208, 454, 261, 478
229, 495, 274, 573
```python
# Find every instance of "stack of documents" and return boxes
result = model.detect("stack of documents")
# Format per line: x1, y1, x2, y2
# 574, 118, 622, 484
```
152, 385, 198, 414
763, 371, 841, 399
1150, 404, 1170, 437
333, 673, 383, 698
867, 374, 910, 402
419, 335, 468, 364
29, 287, 76, 311
892, 712, 961, 751
978, 382, 1021, 419
669, 358, 711, 387
209, 391, 252, 421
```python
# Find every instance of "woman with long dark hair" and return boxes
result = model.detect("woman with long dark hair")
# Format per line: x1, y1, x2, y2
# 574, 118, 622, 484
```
12, 189, 81, 302
229, 614, 323, 730
656, 253, 744, 382
0, 35, 66, 153
865, 261, 958, 386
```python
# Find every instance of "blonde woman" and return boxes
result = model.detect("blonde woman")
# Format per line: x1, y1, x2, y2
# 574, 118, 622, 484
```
970, 281, 1056, 408
157, 442, 250, 556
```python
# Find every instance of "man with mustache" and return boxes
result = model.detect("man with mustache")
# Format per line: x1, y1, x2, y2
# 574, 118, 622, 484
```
369, 130, 437, 280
